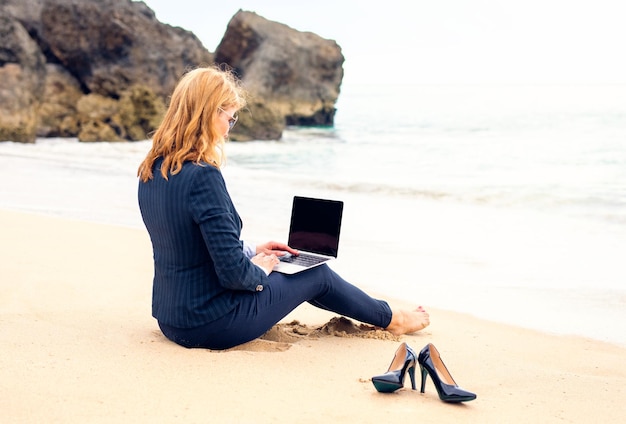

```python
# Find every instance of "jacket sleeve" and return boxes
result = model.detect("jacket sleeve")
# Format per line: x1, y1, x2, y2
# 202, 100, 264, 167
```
188, 165, 268, 292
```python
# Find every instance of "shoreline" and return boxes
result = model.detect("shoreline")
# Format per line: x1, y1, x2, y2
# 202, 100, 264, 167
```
2, 209, 626, 423
2, 137, 625, 348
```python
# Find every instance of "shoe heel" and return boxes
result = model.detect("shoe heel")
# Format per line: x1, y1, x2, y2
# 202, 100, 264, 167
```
419, 364, 427, 393
408, 365, 416, 390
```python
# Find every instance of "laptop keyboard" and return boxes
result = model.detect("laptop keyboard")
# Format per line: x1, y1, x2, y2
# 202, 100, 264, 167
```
279, 253, 328, 266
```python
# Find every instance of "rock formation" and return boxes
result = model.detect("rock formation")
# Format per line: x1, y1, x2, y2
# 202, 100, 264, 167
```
215, 10, 344, 141
0, 0, 212, 142
0, 1, 344, 143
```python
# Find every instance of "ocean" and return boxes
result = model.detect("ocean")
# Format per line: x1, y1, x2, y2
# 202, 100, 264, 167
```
1, 83, 625, 346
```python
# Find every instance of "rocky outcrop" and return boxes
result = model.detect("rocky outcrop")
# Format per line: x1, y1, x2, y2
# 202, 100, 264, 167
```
215, 10, 344, 141
0, 2, 344, 143
0, 0, 211, 142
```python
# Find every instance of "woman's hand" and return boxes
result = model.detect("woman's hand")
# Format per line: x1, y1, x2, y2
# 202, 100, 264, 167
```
256, 241, 299, 258
250, 242, 298, 275
251, 252, 280, 275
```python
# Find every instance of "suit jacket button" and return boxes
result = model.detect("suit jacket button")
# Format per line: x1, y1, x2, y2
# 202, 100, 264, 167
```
255, 285, 264, 292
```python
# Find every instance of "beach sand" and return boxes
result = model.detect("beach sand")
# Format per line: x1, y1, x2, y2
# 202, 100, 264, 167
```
1, 209, 624, 423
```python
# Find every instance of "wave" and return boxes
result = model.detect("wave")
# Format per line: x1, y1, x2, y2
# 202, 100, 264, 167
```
227, 163, 626, 226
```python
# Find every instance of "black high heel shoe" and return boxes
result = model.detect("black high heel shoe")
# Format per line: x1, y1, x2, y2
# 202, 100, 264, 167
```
418, 343, 477, 403
371, 342, 417, 393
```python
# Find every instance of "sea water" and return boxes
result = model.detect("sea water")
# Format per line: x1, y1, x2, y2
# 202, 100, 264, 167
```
1, 83, 625, 346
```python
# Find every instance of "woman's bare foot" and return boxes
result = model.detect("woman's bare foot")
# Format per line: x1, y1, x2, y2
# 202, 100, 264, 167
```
385, 306, 430, 336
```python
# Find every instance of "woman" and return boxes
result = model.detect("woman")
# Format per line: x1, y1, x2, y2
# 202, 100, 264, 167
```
137, 66, 430, 350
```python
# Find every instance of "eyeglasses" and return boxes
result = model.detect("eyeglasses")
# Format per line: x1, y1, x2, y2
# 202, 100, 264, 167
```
218, 108, 238, 130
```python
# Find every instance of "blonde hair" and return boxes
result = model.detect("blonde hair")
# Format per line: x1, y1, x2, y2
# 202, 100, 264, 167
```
138, 66, 246, 182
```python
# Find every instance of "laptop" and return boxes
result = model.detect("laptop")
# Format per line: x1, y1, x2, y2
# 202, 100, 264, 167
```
273, 196, 344, 275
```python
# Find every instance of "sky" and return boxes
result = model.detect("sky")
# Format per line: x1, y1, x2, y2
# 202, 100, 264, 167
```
140, 0, 626, 85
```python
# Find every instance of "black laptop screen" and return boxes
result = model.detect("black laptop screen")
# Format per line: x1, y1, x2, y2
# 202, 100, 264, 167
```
287, 196, 343, 257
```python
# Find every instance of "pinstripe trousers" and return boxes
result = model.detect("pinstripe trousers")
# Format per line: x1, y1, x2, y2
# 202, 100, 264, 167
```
158, 264, 393, 350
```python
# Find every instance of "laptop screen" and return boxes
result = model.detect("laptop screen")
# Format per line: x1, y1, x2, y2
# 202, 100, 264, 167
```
287, 196, 343, 257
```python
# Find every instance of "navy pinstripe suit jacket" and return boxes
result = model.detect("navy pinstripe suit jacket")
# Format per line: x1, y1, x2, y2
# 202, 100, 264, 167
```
138, 158, 268, 328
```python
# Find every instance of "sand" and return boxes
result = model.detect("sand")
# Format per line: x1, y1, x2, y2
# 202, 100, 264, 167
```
1, 209, 624, 423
